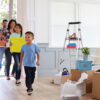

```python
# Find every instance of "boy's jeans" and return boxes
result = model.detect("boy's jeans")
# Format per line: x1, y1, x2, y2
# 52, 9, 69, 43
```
24, 67, 36, 89
0, 47, 5, 68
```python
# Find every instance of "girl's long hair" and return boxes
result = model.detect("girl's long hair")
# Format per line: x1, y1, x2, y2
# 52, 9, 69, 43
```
15, 23, 23, 37
8, 19, 17, 31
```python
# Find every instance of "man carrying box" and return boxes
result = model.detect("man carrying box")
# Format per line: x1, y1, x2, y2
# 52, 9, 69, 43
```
0, 19, 8, 69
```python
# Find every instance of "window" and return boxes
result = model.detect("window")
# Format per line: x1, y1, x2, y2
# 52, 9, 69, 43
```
79, 3, 100, 47
0, 0, 17, 76
49, 1, 100, 48
0, 0, 17, 27
49, 1, 75, 47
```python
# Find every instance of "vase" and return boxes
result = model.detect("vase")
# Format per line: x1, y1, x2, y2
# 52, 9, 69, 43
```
83, 55, 88, 61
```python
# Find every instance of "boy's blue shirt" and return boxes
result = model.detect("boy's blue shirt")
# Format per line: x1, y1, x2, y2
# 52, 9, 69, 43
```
21, 43, 40, 67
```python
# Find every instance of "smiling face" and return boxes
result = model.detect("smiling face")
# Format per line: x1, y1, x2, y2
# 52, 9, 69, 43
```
10, 21, 16, 29
15, 26, 21, 33
3, 21, 8, 28
25, 34, 34, 44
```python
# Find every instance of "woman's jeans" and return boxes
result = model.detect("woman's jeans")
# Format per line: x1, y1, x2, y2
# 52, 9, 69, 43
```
0, 47, 5, 69
5, 48, 16, 76
12, 53, 21, 80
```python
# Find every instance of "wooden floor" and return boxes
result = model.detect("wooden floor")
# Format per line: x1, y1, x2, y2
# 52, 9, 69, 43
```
0, 76, 95, 100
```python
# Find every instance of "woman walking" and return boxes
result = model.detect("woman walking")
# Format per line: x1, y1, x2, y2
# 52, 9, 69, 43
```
5, 19, 17, 80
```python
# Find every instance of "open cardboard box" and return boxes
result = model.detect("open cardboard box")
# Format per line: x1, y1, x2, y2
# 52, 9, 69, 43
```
71, 69, 95, 93
61, 69, 95, 93
61, 73, 88, 98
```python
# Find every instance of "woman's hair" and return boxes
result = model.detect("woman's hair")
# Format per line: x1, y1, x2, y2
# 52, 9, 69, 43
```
8, 19, 17, 31
15, 23, 23, 37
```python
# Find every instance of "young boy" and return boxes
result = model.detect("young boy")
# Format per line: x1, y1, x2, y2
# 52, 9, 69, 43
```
20, 31, 40, 95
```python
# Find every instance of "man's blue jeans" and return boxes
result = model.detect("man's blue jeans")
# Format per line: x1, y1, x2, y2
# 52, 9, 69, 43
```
0, 47, 5, 68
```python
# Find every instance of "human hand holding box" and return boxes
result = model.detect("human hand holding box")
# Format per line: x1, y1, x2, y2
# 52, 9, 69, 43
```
0, 39, 7, 47
10, 37, 26, 53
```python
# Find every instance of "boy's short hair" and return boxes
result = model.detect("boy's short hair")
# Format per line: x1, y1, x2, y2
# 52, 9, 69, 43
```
25, 31, 34, 37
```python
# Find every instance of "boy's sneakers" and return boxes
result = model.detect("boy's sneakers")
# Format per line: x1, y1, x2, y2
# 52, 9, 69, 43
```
27, 88, 33, 92
27, 88, 33, 95
31, 88, 33, 92
16, 81, 21, 86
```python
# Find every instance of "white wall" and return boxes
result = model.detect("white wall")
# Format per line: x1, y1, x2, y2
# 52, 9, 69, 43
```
17, 0, 100, 47
17, 0, 27, 33
17, 0, 49, 43
35, 0, 49, 43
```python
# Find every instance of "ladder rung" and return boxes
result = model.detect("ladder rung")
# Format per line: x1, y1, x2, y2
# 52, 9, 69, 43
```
67, 38, 81, 40
69, 22, 81, 24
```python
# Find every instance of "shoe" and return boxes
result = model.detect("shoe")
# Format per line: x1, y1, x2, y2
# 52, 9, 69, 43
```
30, 85, 33, 91
12, 74, 16, 78
7, 77, 10, 80
31, 88, 33, 91
27, 88, 33, 92
27, 89, 33, 95
16, 81, 21, 86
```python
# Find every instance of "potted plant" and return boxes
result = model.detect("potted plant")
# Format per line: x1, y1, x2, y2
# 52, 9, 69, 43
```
81, 47, 90, 61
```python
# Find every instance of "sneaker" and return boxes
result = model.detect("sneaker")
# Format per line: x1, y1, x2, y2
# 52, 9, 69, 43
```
27, 88, 33, 92
16, 81, 21, 86
31, 88, 33, 91
7, 77, 10, 80
30, 85, 33, 91
27, 89, 33, 95
12, 74, 16, 78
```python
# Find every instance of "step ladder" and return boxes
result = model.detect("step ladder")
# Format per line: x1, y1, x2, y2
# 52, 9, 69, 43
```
60, 22, 83, 70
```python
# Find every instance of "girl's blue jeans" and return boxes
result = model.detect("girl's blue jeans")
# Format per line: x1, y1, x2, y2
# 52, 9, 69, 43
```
12, 53, 21, 80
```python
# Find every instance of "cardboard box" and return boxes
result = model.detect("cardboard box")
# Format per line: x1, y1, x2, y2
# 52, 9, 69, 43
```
92, 72, 100, 99
71, 69, 94, 81
0, 40, 6, 47
61, 73, 88, 97
86, 82, 92, 93
61, 75, 71, 84
71, 69, 95, 93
